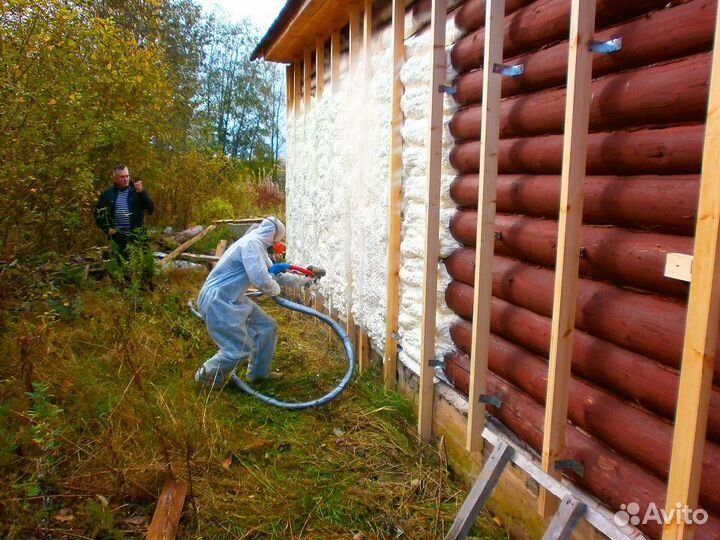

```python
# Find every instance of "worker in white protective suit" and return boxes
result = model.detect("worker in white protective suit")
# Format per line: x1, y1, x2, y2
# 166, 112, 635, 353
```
193, 217, 311, 389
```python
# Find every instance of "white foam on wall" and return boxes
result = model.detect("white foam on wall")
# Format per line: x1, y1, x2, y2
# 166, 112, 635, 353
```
285, 16, 462, 375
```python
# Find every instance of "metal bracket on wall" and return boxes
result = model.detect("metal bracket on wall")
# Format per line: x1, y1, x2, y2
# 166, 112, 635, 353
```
479, 394, 502, 408
494, 231, 503, 241
439, 84, 457, 94
555, 459, 585, 478
589, 38, 622, 55
492, 63, 524, 77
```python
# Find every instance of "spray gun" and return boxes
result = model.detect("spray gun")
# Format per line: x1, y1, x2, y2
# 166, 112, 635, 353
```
269, 263, 326, 283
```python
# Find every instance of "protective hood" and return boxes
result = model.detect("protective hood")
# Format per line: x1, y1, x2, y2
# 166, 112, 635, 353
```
252, 217, 286, 247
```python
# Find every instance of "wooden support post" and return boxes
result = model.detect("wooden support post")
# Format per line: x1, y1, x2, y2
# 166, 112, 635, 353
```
445, 441, 514, 540
364, 0, 372, 79
539, 0, 596, 516
160, 224, 217, 267
349, 3, 362, 77
542, 496, 586, 540
315, 37, 325, 99
286, 64, 294, 115
662, 4, 720, 539
418, 0, 446, 443
466, 0, 505, 455
383, 0, 405, 390
146, 478, 187, 540
331, 30, 340, 92
358, 328, 370, 372
303, 48, 312, 110
293, 61, 302, 118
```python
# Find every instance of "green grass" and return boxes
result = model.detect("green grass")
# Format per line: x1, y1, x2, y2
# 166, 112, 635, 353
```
0, 263, 508, 539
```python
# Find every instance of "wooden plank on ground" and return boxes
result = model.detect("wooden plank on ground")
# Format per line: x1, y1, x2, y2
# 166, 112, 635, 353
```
146, 478, 187, 540
316, 36, 325, 98
384, 0, 405, 390
466, 0, 505, 455
542, 495, 586, 540
418, 0, 447, 443
160, 224, 217, 266
539, 0, 596, 516
444, 441, 513, 540
662, 3, 720, 539
331, 30, 341, 92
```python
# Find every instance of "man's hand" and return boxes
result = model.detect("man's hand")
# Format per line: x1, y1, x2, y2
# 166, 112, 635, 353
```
267, 281, 281, 297
108, 228, 117, 236
134, 181, 144, 193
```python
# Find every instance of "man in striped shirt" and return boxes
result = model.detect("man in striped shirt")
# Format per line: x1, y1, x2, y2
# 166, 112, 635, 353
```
94, 164, 155, 257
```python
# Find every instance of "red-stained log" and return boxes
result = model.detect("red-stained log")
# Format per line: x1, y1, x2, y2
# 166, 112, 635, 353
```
442, 334, 720, 514
454, 0, 534, 32
449, 174, 699, 235
443, 257, 720, 385
454, 0, 717, 104
449, 125, 704, 175
443, 354, 720, 539
449, 212, 692, 297
446, 298, 720, 443
450, 0, 673, 73
449, 53, 711, 140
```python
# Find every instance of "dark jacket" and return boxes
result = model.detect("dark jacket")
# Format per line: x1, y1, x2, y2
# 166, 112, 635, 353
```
94, 182, 155, 234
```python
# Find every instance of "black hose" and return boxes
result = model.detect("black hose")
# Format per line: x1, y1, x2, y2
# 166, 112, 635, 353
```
229, 295, 355, 410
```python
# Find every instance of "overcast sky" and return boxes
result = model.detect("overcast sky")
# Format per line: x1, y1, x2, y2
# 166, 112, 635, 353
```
197, 0, 287, 33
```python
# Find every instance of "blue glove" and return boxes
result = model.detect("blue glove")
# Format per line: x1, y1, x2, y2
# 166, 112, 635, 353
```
269, 263, 290, 275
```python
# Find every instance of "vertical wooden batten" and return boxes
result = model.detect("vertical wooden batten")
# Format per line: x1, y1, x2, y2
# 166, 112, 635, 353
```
418, 0, 447, 442
293, 61, 302, 118
539, 0, 597, 517
331, 30, 341, 92
349, 3, 362, 76
384, 0, 405, 390
662, 3, 720, 539
364, 0, 373, 79
315, 37, 325, 99
286, 64, 294, 115
303, 48, 312, 111
466, 0, 505, 454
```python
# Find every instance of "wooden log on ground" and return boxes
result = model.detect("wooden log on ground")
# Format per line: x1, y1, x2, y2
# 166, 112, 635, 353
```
160, 225, 217, 267
454, 0, 534, 32
449, 212, 693, 297
443, 256, 720, 384
449, 174, 699, 235
442, 358, 720, 540
454, 0, 716, 104
449, 53, 711, 140
147, 478, 187, 540
442, 334, 720, 515
443, 354, 720, 539
447, 298, 720, 443
450, 0, 672, 73
449, 125, 704, 175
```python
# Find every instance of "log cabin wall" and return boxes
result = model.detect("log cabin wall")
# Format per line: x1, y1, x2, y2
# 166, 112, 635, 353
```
442, 1, 720, 538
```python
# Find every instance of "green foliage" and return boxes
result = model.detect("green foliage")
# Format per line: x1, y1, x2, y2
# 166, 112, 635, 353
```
201, 197, 235, 223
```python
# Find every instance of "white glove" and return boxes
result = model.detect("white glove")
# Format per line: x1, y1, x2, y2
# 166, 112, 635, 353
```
265, 280, 281, 297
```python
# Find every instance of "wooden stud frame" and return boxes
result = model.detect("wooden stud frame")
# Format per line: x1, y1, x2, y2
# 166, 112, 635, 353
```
315, 37, 325, 99
293, 61, 302, 118
418, 0, 447, 442
662, 3, 720, 538
286, 64, 294, 115
383, 0, 405, 390
539, 0, 596, 516
303, 47, 312, 110
466, 0, 505, 454
349, 3, 362, 77
364, 0, 373, 79
331, 30, 341, 92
